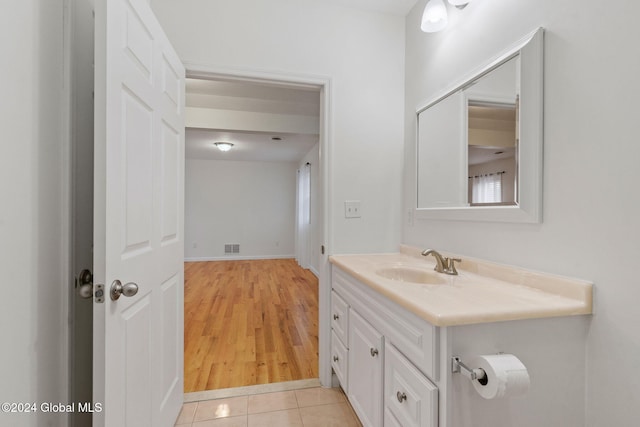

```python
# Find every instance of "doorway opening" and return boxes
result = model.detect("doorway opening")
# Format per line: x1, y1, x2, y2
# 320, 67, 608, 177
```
69, 61, 332, 422
182, 70, 329, 395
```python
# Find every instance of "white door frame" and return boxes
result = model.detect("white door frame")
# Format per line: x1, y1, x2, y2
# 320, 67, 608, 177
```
184, 63, 333, 387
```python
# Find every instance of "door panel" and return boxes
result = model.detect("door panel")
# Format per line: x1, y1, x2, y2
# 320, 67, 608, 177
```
160, 122, 180, 243
122, 297, 152, 426
94, 0, 185, 425
122, 89, 154, 253
160, 275, 181, 400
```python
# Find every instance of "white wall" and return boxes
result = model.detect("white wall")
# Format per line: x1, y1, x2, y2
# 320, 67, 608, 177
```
404, 1, 640, 425
0, 0, 69, 426
185, 159, 298, 260
150, 0, 406, 255
451, 316, 590, 427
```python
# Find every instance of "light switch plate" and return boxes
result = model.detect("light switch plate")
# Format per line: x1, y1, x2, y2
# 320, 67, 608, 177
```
344, 200, 361, 218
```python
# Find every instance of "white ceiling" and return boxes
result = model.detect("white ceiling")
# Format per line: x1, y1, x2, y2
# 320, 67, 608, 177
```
468, 146, 516, 166
186, 79, 321, 116
185, 78, 321, 163
186, 128, 319, 162
316, 0, 419, 15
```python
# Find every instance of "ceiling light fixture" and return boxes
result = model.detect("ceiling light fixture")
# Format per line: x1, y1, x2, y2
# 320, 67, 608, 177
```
214, 142, 234, 152
421, 0, 473, 33
447, 0, 471, 9
421, 0, 448, 33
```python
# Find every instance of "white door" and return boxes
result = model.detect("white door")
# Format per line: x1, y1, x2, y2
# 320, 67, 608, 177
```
93, 0, 185, 425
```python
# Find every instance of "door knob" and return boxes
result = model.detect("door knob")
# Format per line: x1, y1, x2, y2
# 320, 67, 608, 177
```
77, 269, 93, 299
110, 280, 139, 301
76, 269, 105, 303
370, 348, 379, 357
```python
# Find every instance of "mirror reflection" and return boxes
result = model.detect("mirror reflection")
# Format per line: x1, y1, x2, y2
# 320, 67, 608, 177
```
417, 55, 520, 208
466, 58, 518, 206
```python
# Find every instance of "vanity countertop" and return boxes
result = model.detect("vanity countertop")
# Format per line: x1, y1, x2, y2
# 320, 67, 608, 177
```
329, 245, 593, 327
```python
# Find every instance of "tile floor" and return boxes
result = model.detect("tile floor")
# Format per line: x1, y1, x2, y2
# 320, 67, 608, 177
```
174, 387, 362, 427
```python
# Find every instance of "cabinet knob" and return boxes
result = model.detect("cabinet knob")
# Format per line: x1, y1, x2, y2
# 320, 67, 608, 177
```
370, 348, 379, 357
333, 314, 339, 320
333, 355, 339, 362
397, 391, 407, 403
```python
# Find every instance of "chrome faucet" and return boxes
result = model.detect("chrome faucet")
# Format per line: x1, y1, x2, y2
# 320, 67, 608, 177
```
421, 249, 462, 275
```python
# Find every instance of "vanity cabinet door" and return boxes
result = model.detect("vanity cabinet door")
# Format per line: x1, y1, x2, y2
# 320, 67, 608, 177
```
348, 309, 384, 427
385, 344, 438, 427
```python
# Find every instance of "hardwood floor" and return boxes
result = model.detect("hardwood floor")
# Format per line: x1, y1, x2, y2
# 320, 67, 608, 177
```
184, 259, 319, 392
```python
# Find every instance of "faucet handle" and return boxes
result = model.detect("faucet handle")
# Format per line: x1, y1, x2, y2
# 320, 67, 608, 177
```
446, 258, 462, 275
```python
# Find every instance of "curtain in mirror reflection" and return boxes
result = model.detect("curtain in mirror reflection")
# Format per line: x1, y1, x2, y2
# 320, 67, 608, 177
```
470, 173, 503, 204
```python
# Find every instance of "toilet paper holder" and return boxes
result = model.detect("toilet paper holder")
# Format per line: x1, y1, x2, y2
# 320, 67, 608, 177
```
452, 356, 487, 383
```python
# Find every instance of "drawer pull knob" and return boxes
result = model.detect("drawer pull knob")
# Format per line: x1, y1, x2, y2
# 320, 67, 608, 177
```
333, 314, 340, 320
397, 391, 407, 403
333, 355, 339, 362
370, 348, 379, 357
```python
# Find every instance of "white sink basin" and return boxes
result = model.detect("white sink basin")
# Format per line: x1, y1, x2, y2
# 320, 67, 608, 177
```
375, 266, 447, 285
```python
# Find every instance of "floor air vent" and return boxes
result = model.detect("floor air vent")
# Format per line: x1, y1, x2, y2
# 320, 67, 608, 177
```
224, 244, 240, 254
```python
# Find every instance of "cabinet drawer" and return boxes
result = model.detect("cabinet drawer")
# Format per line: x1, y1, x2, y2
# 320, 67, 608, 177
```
384, 409, 404, 427
385, 344, 438, 427
331, 290, 349, 346
331, 331, 348, 392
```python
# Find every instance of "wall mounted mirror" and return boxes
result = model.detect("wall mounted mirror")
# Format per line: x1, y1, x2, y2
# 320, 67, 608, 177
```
415, 28, 543, 222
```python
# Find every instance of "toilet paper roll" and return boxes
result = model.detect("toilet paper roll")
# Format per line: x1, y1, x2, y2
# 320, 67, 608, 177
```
470, 354, 530, 399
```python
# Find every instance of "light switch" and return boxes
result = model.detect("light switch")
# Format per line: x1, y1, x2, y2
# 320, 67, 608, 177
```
344, 200, 361, 218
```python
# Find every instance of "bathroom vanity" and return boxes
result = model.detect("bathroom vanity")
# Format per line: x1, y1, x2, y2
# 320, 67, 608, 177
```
329, 245, 592, 427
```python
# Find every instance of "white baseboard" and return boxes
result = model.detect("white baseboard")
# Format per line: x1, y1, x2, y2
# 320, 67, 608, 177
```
184, 378, 322, 403
309, 265, 320, 278
184, 254, 295, 262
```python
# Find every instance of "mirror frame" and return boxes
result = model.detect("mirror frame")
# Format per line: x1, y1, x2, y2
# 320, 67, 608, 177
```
414, 28, 544, 223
